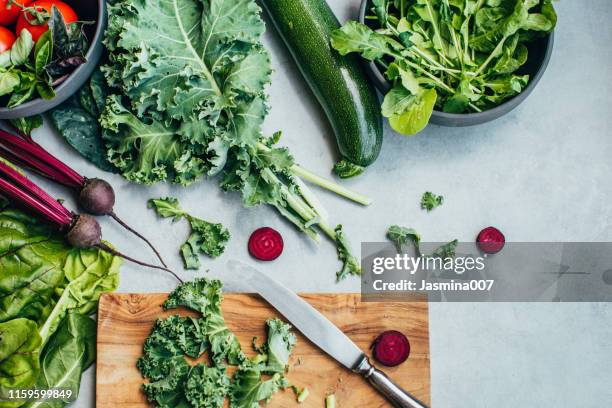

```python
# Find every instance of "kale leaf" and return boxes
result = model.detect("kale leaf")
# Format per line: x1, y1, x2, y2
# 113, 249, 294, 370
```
387, 225, 422, 253
149, 197, 230, 270
139, 278, 296, 408
421, 191, 444, 212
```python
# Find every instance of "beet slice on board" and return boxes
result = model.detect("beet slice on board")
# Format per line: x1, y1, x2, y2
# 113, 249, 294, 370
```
372, 330, 410, 367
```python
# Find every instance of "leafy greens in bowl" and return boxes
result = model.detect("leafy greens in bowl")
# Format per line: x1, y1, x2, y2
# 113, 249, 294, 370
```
331, 0, 557, 133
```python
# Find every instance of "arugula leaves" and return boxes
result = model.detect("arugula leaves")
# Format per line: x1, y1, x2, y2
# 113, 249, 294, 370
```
138, 278, 296, 408
148, 197, 230, 270
331, 0, 557, 135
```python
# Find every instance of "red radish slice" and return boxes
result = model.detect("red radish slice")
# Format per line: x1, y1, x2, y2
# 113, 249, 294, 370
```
372, 330, 410, 367
248, 227, 284, 261
477, 226, 506, 254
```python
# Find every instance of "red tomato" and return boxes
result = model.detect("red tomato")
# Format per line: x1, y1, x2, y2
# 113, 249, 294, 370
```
0, 26, 15, 53
16, 0, 77, 42
0, 0, 31, 26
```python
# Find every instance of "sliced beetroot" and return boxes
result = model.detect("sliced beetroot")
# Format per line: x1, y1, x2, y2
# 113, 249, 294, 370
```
477, 226, 505, 254
248, 227, 284, 261
372, 330, 410, 367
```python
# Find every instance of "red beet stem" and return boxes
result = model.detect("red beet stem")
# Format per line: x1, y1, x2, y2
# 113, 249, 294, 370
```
0, 177, 71, 228
0, 160, 73, 228
96, 243, 182, 283
0, 129, 84, 188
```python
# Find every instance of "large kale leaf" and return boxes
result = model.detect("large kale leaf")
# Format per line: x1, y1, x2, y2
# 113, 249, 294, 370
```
102, 0, 271, 185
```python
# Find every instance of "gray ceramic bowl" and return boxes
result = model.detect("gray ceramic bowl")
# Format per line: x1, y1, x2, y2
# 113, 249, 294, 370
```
0, 0, 106, 119
359, 0, 554, 127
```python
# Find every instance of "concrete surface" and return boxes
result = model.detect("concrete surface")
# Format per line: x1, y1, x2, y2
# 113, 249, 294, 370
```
26, 0, 612, 407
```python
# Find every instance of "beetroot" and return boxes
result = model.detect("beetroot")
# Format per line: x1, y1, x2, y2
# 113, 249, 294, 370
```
477, 226, 505, 254
0, 160, 182, 283
372, 330, 410, 367
0, 129, 167, 267
248, 227, 284, 261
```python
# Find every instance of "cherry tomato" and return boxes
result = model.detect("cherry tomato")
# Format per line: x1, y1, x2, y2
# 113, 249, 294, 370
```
0, 0, 31, 26
0, 26, 15, 53
16, 0, 77, 42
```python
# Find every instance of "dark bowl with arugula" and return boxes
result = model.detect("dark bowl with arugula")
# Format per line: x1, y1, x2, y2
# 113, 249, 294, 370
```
339, 0, 557, 132
0, 0, 106, 119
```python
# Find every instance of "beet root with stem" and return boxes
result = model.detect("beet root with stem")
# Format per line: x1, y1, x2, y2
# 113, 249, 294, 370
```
0, 128, 168, 268
66, 214, 183, 283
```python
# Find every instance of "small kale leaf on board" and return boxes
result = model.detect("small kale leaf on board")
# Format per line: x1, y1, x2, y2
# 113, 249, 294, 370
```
138, 278, 298, 408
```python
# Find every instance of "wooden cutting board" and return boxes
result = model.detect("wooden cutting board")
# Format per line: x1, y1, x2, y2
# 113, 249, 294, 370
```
97, 293, 430, 407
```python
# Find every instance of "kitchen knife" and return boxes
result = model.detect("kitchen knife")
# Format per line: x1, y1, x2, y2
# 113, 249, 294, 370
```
228, 261, 428, 408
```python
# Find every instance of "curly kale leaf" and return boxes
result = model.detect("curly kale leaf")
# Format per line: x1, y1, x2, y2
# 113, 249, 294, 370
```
148, 197, 187, 222
163, 278, 244, 365
421, 191, 444, 212
185, 364, 230, 408
230, 370, 288, 408
102, 0, 271, 185
163, 278, 223, 315
335, 225, 362, 281
430, 239, 459, 260
149, 197, 230, 269
387, 225, 422, 253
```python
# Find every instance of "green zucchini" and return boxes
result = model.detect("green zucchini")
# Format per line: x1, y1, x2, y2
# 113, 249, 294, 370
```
262, 0, 383, 178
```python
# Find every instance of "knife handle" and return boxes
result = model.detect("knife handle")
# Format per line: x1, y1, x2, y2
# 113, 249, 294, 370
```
354, 357, 428, 408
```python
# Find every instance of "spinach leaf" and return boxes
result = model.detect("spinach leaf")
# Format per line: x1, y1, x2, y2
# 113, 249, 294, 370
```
22, 312, 96, 408
0, 318, 41, 392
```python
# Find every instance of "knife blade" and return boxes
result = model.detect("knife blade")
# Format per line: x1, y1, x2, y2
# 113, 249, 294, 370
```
229, 260, 364, 369
227, 261, 428, 408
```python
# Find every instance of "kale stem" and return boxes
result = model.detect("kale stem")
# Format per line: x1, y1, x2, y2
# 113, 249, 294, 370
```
256, 142, 372, 206
290, 165, 372, 206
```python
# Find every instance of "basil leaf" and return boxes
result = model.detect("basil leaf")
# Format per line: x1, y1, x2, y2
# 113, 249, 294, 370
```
10, 29, 35, 67
0, 71, 20, 97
